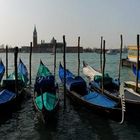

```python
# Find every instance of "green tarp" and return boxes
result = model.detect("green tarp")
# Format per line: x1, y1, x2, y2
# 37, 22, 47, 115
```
94, 73, 113, 86
37, 62, 52, 77
35, 92, 58, 111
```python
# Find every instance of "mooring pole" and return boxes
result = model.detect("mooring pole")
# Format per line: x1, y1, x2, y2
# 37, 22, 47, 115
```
102, 40, 106, 94
78, 36, 80, 76
118, 34, 126, 124
100, 36, 103, 73
29, 42, 32, 85
63, 35, 66, 108
118, 35, 123, 81
136, 34, 139, 92
6, 45, 8, 78
14, 47, 18, 94
54, 40, 57, 80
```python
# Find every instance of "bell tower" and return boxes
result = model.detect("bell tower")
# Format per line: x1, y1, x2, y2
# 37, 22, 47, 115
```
33, 25, 37, 47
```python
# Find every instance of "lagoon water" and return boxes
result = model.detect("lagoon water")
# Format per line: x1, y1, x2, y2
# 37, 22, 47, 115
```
0, 52, 140, 140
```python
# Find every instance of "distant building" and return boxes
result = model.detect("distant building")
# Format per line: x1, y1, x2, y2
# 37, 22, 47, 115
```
66, 46, 83, 53
21, 26, 83, 53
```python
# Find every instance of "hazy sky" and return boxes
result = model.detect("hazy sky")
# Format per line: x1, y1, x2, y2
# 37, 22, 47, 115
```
0, 0, 140, 48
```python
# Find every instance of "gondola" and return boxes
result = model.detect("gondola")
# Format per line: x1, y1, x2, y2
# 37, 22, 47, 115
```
59, 63, 122, 121
33, 60, 59, 125
0, 59, 29, 113
82, 61, 140, 112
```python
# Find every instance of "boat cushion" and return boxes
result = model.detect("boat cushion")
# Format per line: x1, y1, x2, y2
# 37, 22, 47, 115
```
66, 76, 87, 95
34, 75, 55, 94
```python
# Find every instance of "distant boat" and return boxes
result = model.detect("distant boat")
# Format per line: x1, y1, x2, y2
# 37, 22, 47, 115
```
106, 49, 117, 55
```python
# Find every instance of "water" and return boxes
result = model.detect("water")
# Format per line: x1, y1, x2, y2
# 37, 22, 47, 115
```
0, 53, 139, 140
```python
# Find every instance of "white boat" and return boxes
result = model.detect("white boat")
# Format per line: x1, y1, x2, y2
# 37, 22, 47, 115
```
83, 61, 140, 112
106, 49, 117, 55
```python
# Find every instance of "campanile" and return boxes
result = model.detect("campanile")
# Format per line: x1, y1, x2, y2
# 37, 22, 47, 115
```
33, 25, 37, 47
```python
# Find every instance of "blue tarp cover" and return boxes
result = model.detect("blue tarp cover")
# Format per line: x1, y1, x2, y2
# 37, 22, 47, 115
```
59, 63, 74, 82
0, 60, 5, 82
0, 89, 16, 104
83, 91, 117, 108
59, 63, 87, 94
133, 64, 140, 80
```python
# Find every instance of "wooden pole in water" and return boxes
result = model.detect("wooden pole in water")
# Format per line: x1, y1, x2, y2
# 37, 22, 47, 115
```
54, 40, 57, 80
63, 35, 66, 108
118, 35, 126, 124
118, 34, 123, 81
6, 45, 8, 78
29, 42, 32, 85
102, 40, 106, 93
100, 36, 103, 73
136, 34, 139, 92
14, 47, 18, 94
78, 36, 80, 76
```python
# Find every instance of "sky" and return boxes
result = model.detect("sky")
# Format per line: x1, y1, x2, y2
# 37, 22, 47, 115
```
0, 0, 140, 48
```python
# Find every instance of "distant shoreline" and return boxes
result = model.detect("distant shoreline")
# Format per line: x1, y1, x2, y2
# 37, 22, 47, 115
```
0, 48, 127, 53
